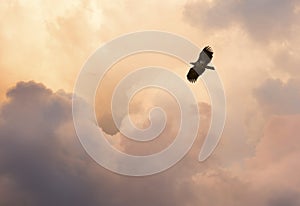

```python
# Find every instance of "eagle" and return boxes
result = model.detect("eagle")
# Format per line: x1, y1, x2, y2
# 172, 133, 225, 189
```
187, 46, 215, 83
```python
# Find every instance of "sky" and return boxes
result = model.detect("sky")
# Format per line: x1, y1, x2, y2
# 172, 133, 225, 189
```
0, 0, 300, 205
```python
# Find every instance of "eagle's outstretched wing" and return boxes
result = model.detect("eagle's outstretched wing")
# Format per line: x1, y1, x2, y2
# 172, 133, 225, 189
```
187, 68, 199, 83
197, 46, 213, 65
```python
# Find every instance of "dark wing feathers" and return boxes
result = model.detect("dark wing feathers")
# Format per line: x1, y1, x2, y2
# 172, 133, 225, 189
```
196, 46, 213, 64
187, 68, 199, 83
203, 46, 213, 59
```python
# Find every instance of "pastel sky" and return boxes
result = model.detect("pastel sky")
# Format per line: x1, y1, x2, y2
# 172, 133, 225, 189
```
0, 0, 300, 205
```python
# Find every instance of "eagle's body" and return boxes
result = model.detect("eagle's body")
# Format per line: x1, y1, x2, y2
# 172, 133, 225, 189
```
187, 46, 215, 83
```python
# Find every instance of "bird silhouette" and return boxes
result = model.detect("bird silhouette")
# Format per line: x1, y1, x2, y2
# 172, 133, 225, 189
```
187, 46, 215, 83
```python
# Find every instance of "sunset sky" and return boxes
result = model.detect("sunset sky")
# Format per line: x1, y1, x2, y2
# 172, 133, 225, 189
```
0, 0, 300, 205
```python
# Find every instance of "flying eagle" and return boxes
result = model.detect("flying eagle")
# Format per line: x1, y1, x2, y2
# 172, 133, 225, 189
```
187, 46, 215, 83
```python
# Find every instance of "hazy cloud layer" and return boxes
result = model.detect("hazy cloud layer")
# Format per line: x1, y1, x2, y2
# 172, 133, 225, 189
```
0, 81, 211, 206
0, 0, 300, 205
184, 0, 299, 41
254, 78, 300, 115
0, 81, 299, 206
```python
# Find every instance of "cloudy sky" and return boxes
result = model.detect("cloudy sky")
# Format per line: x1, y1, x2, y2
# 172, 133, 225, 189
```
0, 0, 300, 205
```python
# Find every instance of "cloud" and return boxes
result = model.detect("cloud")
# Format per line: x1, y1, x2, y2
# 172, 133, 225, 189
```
183, 0, 299, 41
272, 47, 300, 77
0, 81, 101, 206
0, 81, 214, 206
248, 115, 300, 167
0, 0, 105, 99
268, 192, 300, 206
254, 78, 300, 115
245, 115, 300, 205
1, 0, 299, 204
1, 81, 300, 206
192, 114, 300, 206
